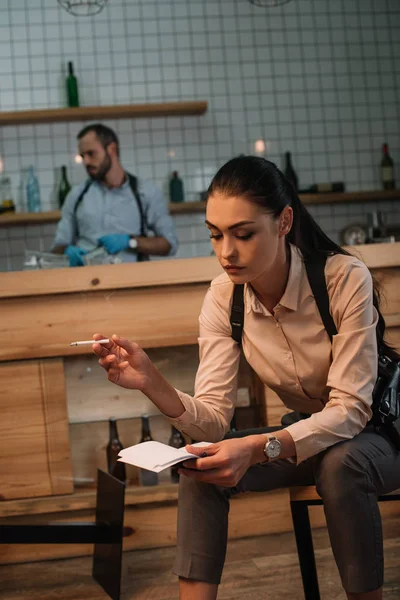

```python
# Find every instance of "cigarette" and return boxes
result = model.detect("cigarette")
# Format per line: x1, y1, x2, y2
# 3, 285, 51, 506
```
70, 338, 110, 346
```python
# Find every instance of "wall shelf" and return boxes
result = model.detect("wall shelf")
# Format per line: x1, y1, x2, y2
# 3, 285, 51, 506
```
0, 190, 398, 228
0, 100, 208, 126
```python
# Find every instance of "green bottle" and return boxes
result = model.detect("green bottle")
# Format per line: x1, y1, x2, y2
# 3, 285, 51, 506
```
58, 165, 71, 208
66, 61, 79, 107
169, 171, 184, 203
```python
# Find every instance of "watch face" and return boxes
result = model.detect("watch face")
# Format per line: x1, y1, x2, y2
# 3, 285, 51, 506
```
266, 438, 281, 459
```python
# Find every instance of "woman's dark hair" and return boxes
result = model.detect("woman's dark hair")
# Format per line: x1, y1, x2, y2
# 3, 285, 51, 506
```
207, 155, 399, 362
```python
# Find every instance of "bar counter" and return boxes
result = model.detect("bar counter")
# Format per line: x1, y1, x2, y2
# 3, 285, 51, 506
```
0, 245, 399, 564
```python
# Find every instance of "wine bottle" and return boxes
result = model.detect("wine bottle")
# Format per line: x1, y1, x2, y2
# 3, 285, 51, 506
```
168, 426, 185, 483
169, 171, 184, 203
58, 165, 71, 208
284, 152, 298, 192
381, 143, 395, 190
66, 61, 79, 107
139, 415, 159, 486
106, 418, 126, 483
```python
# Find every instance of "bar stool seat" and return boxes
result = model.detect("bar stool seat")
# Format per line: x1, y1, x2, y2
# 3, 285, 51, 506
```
289, 485, 400, 600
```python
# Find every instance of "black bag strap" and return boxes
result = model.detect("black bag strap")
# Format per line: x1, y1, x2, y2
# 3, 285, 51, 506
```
230, 284, 245, 344
229, 254, 337, 344
72, 172, 149, 261
304, 255, 337, 341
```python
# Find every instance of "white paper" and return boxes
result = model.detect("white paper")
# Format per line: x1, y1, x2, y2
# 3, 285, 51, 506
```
117, 440, 212, 473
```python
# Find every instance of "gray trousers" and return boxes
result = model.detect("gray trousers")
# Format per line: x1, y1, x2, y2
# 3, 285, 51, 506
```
173, 425, 400, 594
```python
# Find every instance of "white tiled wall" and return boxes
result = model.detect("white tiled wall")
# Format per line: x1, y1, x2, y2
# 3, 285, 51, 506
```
0, 0, 399, 271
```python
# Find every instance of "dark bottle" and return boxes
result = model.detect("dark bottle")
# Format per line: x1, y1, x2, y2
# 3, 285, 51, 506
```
168, 426, 185, 483
66, 61, 79, 107
106, 418, 126, 483
300, 182, 345, 194
284, 152, 298, 192
169, 171, 184, 202
381, 143, 395, 190
367, 210, 386, 242
58, 165, 71, 208
0, 175, 16, 214
139, 415, 158, 486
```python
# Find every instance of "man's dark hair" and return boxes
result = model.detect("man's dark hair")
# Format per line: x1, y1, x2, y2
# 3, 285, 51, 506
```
77, 123, 119, 156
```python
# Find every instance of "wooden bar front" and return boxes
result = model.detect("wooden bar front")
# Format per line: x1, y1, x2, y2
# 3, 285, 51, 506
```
0, 244, 399, 564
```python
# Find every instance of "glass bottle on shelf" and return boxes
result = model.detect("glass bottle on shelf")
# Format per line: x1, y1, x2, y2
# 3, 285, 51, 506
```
168, 426, 185, 483
58, 165, 71, 208
139, 415, 159, 486
66, 61, 79, 108
26, 166, 41, 213
106, 418, 126, 483
169, 171, 184, 203
284, 152, 298, 192
0, 174, 16, 214
381, 143, 395, 190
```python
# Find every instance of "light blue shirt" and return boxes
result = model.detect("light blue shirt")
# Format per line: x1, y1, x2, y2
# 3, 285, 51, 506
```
52, 177, 178, 262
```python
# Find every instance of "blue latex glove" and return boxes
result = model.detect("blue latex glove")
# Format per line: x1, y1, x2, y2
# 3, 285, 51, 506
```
98, 234, 130, 255
64, 245, 87, 267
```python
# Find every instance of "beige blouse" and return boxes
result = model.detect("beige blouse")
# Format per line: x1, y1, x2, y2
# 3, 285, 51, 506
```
169, 244, 378, 464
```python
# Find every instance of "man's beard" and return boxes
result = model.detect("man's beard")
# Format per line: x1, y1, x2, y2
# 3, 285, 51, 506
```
87, 152, 112, 181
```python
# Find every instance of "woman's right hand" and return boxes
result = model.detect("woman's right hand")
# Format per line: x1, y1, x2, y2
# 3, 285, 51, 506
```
92, 333, 153, 391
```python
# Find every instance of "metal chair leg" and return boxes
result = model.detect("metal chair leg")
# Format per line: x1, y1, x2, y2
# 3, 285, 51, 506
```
290, 500, 320, 600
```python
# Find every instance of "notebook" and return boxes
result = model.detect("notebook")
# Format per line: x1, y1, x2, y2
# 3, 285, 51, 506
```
117, 441, 212, 473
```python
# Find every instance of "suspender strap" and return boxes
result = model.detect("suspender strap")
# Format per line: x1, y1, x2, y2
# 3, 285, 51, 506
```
304, 255, 338, 341
126, 173, 147, 238
73, 179, 93, 240
230, 284, 245, 344
229, 254, 338, 344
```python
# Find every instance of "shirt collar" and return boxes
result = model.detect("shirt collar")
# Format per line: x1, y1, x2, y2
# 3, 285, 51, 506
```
93, 174, 130, 191
245, 244, 306, 315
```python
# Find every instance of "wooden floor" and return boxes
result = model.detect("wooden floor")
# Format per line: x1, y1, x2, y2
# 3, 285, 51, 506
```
1, 521, 400, 600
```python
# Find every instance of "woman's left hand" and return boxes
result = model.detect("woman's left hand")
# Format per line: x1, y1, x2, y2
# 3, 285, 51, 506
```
179, 437, 260, 487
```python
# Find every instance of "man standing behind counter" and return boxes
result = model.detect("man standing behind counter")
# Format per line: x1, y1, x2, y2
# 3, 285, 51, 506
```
52, 124, 178, 266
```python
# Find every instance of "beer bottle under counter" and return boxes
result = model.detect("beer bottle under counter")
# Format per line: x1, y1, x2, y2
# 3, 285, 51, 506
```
168, 426, 185, 483
106, 418, 126, 483
139, 415, 159, 486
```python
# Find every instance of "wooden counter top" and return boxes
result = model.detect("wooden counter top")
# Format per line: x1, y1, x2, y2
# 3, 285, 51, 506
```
0, 244, 399, 362
0, 256, 223, 299
0, 242, 399, 300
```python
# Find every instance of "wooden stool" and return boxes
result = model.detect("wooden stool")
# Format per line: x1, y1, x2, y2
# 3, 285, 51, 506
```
289, 485, 400, 600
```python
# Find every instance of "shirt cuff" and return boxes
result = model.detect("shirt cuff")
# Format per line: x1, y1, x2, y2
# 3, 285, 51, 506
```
166, 390, 196, 443
284, 419, 326, 465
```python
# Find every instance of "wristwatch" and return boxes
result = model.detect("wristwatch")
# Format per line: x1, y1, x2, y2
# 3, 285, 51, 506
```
128, 236, 138, 250
263, 435, 282, 461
